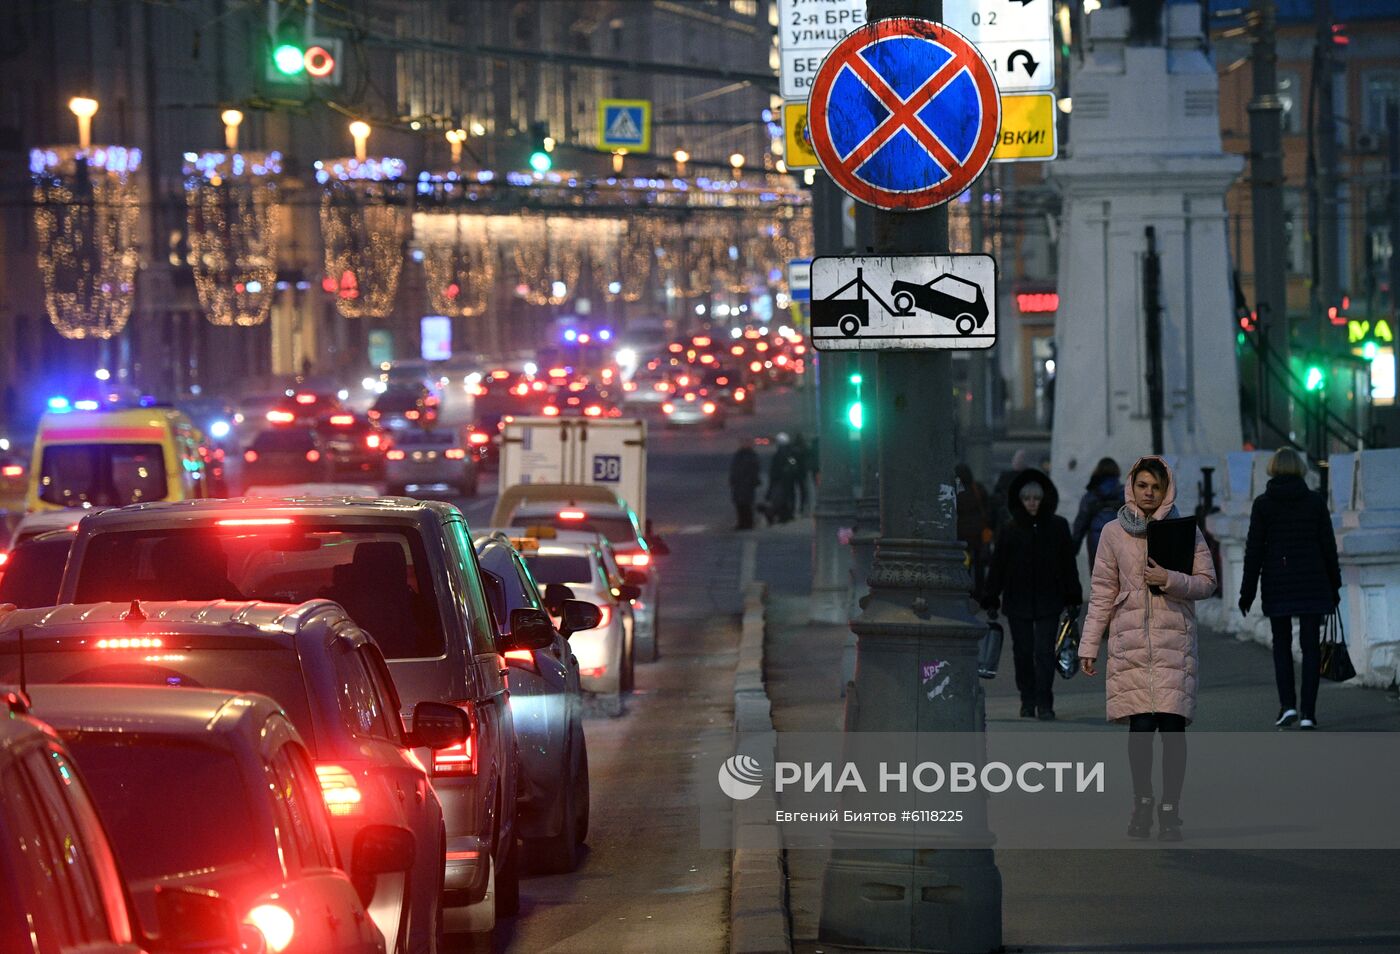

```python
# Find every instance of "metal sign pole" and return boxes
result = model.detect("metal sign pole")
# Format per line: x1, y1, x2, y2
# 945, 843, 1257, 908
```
817, 0, 1002, 950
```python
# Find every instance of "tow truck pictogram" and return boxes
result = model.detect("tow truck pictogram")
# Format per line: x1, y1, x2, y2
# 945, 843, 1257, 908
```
812, 267, 991, 339
811, 268, 900, 338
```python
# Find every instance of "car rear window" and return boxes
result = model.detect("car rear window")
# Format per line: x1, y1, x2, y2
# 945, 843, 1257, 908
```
514, 514, 637, 546
58, 734, 261, 882
39, 444, 167, 507
374, 391, 422, 412
251, 429, 316, 452
0, 536, 72, 608
391, 429, 454, 447
71, 525, 446, 659
522, 553, 595, 587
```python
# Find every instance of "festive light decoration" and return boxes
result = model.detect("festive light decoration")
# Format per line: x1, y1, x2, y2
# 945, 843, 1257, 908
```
183, 150, 283, 326
315, 156, 411, 318
511, 217, 584, 305
30, 142, 143, 340
604, 220, 655, 302
419, 213, 495, 317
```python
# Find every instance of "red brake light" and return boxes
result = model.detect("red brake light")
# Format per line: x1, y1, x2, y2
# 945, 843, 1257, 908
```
365, 433, 382, 449
584, 405, 602, 417
246, 904, 295, 953
305, 449, 321, 462
328, 414, 355, 426
1, 465, 23, 477
368, 410, 381, 419
431, 702, 478, 776
243, 450, 259, 463
467, 431, 490, 445
216, 517, 293, 526
615, 552, 650, 567
95, 637, 163, 650
558, 509, 586, 521
0, 552, 7, 567
662, 402, 675, 414
445, 448, 467, 460
294, 393, 316, 405
387, 449, 406, 461
266, 410, 295, 424
543, 405, 561, 416
702, 402, 717, 414
404, 409, 420, 420
315, 764, 364, 817
504, 648, 535, 665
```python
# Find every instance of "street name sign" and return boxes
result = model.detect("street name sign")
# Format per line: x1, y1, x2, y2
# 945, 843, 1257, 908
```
779, 0, 867, 100
990, 92, 1057, 161
808, 18, 1001, 211
810, 254, 998, 351
942, 0, 1056, 94
783, 101, 819, 169
598, 99, 651, 152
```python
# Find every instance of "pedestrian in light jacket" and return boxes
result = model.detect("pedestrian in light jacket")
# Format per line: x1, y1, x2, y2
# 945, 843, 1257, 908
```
1238, 447, 1341, 731
979, 468, 1082, 722
1071, 457, 1124, 568
1078, 456, 1216, 843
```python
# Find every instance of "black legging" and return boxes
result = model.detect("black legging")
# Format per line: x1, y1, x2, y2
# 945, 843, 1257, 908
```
1128, 712, 1187, 805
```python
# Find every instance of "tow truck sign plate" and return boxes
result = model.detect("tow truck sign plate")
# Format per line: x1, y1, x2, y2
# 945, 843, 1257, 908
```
809, 254, 997, 351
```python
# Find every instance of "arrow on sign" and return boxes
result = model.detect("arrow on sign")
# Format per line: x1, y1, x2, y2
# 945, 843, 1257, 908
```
1007, 49, 1040, 78
1009, 0, 1036, 6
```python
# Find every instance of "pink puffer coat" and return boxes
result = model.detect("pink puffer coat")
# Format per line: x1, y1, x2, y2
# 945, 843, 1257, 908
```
1078, 457, 1216, 724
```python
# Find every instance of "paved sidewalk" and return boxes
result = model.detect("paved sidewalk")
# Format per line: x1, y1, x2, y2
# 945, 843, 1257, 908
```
756, 530, 1400, 953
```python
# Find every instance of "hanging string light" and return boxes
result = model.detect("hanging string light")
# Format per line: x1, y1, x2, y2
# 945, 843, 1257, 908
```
182, 110, 282, 327
315, 121, 411, 318
30, 97, 143, 340
603, 219, 653, 303
510, 215, 549, 304
420, 213, 495, 317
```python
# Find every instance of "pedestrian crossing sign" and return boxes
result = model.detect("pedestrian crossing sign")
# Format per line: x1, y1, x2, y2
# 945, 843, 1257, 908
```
599, 99, 651, 152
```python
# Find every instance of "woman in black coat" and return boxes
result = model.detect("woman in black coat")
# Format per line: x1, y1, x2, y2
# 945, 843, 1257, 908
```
1239, 448, 1341, 730
980, 468, 1083, 721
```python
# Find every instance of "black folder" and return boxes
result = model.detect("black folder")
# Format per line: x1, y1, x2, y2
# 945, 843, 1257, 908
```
1146, 516, 1198, 592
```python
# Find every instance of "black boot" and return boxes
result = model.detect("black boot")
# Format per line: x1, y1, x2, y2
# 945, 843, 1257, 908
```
1127, 795, 1154, 839
1158, 802, 1183, 842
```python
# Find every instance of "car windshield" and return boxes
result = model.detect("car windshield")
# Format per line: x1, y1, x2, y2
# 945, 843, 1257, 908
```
375, 391, 423, 412
0, 536, 72, 608
60, 733, 261, 881
515, 513, 638, 545
392, 429, 455, 447
522, 553, 595, 587
39, 444, 167, 507
71, 525, 446, 659
251, 429, 316, 452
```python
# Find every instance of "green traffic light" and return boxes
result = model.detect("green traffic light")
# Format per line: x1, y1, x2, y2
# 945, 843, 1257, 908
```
1304, 366, 1325, 392
849, 372, 862, 386
274, 43, 306, 76
847, 401, 863, 431
1363, 341, 1379, 361
529, 151, 552, 173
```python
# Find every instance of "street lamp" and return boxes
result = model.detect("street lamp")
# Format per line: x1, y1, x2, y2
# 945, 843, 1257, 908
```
729, 152, 745, 179
612, 149, 626, 174
348, 120, 371, 162
69, 96, 98, 150
445, 128, 465, 165
220, 109, 243, 150
674, 148, 689, 177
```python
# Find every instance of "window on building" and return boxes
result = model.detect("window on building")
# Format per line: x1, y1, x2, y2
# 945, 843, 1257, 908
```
1277, 72, 1302, 134
1363, 72, 1400, 134
731, 0, 758, 16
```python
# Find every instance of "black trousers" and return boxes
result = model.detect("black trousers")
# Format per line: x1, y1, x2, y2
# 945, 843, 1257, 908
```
733, 499, 755, 530
1270, 614, 1322, 718
1008, 615, 1058, 710
1128, 712, 1187, 804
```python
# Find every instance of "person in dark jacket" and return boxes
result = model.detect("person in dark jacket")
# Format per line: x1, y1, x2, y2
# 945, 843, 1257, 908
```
1072, 457, 1125, 568
729, 438, 762, 530
989, 448, 1029, 531
765, 432, 798, 524
980, 468, 1083, 720
791, 433, 812, 516
955, 462, 993, 595
1239, 447, 1341, 730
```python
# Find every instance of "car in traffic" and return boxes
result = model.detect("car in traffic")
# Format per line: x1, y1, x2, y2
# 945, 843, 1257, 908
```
620, 366, 674, 412
268, 389, 346, 427
661, 388, 726, 430
320, 412, 388, 481
25, 684, 388, 954
384, 427, 480, 497
0, 528, 74, 608
370, 385, 439, 431
698, 368, 754, 415
0, 597, 468, 954
542, 384, 621, 419
56, 496, 522, 933
241, 426, 333, 489
474, 530, 593, 873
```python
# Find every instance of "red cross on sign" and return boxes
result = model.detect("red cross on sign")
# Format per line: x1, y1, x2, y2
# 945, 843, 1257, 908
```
808, 18, 1001, 212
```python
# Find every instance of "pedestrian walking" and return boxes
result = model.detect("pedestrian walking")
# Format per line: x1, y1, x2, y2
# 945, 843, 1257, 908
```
1077, 456, 1216, 842
979, 469, 1082, 721
1238, 447, 1341, 731
729, 438, 762, 531
765, 432, 798, 524
955, 462, 993, 595
791, 433, 812, 516
1071, 457, 1125, 568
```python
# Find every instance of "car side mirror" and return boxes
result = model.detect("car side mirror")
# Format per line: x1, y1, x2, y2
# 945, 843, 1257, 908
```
543, 582, 576, 615
406, 701, 469, 750
645, 536, 670, 556
617, 583, 642, 603
153, 885, 241, 950
623, 569, 649, 587
559, 598, 602, 637
506, 607, 556, 651
353, 824, 416, 876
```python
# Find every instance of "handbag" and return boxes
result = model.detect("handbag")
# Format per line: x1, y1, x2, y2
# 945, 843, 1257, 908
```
1055, 608, 1081, 679
1319, 610, 1357, 683
978, 615, 1004, 679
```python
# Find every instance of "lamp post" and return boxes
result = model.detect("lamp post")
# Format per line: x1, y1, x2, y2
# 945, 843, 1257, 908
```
69, 96, 98, 150
674, 149, 690, 177
445, 128, 465, 166
729, 151, 745, 180
220, 109, 243, 150
349, 120, 371, 162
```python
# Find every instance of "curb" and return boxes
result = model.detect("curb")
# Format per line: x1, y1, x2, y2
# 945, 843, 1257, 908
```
730, 579, 792, 954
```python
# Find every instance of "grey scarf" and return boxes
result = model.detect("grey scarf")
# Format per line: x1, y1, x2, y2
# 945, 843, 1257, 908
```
1118, 503, 1179, 537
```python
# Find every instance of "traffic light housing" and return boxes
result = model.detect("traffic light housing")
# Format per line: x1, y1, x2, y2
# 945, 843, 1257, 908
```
528, 122, 552, 173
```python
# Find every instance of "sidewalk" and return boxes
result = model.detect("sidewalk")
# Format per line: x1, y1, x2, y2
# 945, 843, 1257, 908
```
756, 531, 1400, 953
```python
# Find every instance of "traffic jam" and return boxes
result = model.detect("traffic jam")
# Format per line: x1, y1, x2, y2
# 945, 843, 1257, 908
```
0, 323, 806, 953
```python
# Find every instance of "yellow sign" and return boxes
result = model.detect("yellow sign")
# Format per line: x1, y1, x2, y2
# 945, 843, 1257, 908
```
783, 101, 818, 169
598, 100, 651, 152
992, 93, 1058, 163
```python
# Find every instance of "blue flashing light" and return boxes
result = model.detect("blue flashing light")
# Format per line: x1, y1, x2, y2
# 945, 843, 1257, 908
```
564, 329, 578, 342
47, 396, 71, 412
74, 400, 99, 411
598, 329, 612, 341
209, 420, 232, 440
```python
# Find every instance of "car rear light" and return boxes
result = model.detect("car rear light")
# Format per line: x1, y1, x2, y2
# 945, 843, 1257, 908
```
431, 702, 478, 776
243, 450, 259, 463
425, 395, 440, 406
684, 392, 696, 401
0, 552, 8, 567
503, 649, 536, 673
365, 433, 382, 449
305, 449, 321, 462
543, 405, 561, 416
531, 381, 546, 392
467, 431, 490, 445
751, 360, 763, 372
702, 402, 717, 415
266, 410, 295, 424
95, 637, 163, 649
65, 524, 79, 532
468, 384, 487, 396
615, 552, 650, 568
584, 405, 602, 417
776, 355, 789, 366
624, 381, 637, 391
558, 509, 585, 521
387, 449, 406, 461
661, 402, 675, 414
731, 345, 745, 356
328, 414, 355, 426
216, 517, 294, 526
735, 389, 746, 401
314, 764, 364, 817
548, 367, 567, 378
445, 448, 466, 459
700, 354, 715, 364
368, 410, 381, 419
693, 336, 711, 347
246, 904, 295, 953
404, 409, 420, 420
1, 465, 23, 477
579, 666, 607, 679
294, 393, 316, 405
716, 376, 729, 386
607, 406, 622, 417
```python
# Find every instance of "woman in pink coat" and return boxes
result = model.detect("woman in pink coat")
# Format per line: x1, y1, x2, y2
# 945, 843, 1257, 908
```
1077, 456, 1216, 841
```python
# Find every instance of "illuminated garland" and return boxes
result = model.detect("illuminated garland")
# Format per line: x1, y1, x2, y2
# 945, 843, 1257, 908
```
30, 146, 142, 340
421, 214, 495, 317
604, 219, 654, 302
511, 215, 549, 304
317, 157, 411, 318
183, 151, 282, 327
